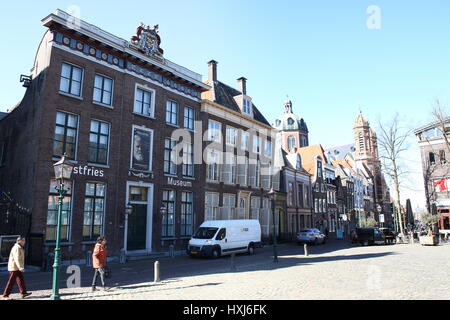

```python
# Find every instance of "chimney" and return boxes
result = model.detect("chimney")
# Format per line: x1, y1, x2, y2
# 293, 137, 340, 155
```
207, 60, 218, 82
237, 77, 247, 95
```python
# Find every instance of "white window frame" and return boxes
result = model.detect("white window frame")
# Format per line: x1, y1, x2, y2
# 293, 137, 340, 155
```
207, 120, 222, 143
226, 126, 237, 147
134, 84, 156, 118
241, 131, 250, 151
59, 62, 84, 98
93, 73, 114, 107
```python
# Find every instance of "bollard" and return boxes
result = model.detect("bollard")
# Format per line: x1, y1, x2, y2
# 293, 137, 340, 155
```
304, 243, 309, 257
46, 252, 54, 272
86, 250, 92, 267
119, 248, 126, 264
169, 244, 175, 258
154, 261, 160, 283
230, 253, 237, 272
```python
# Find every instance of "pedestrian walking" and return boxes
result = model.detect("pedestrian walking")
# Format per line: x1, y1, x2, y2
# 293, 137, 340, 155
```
2, 236, 32, 300
91, 236, 109, 292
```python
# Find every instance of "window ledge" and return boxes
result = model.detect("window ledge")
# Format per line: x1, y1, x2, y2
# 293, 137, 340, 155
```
59, 91, 83, 101
182, 176, 196, 180
87, 163, 110, 168
165, 123, 180, 128
132, 112, 156, 120
93, 101, 114, 109
164, 174, 178, 178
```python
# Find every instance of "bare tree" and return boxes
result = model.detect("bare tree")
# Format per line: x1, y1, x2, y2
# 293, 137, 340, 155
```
378, 113, 412, 234
432, 99, 450, 154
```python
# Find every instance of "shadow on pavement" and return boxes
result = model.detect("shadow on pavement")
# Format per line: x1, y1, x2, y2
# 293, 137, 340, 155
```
8, 239, 399, 299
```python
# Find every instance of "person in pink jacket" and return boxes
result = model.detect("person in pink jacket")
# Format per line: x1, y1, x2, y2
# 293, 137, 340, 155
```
3, 237, 32, 300
91, 236, 108, 292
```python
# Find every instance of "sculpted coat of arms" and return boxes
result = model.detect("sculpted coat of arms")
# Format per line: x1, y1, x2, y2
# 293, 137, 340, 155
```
130, 23, 164, 58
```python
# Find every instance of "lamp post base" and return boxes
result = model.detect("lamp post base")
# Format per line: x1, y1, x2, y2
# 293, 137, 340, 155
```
50, 294, 61, 300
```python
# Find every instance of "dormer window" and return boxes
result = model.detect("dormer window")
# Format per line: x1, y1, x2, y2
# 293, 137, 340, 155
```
243, 99, 252, 115
287, 118, 295, 126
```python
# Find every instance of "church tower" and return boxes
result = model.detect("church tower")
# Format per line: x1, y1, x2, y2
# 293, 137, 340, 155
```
273, 98, 309, 152
353, 111, 384, 204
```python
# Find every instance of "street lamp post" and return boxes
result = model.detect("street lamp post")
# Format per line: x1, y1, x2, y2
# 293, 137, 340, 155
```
377, 204, 383, 227
123, 202, 133, 253
268, 188, 278, 263
51, 154, 74, 300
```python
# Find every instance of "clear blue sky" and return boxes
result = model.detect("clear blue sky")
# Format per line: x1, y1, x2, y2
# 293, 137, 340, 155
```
1, 0, 450, 209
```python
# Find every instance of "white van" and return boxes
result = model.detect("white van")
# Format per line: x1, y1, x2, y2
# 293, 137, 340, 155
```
188, 220, 261, 258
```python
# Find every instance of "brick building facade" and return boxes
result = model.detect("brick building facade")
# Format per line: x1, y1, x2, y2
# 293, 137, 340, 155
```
0, 10, 209, 264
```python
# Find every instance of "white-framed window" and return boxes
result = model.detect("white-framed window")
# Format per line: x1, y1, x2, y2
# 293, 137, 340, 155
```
182, 143, 194, 178
237, 156, 249, 185
181, 191, 193, 236
241, 131, 250, 151
83, 182, 106, 240
184, 106, 195, 130
53, 111, 79, 160
47, 179, 72, 241
243, 99, 252, 114
88, 119, 110, 165
205, 192, 219, 221
287, 135, 296, 151
221, 193, 236, 220
253, 136, 261, 154
207, 149, 220, 182
226, 127, 237, 146
59, 62, 83, 97
134, 86, 155, 117
221, 152, 236, 184
164, 138, 177, 175
162, 190, 176, 237
256, 160, 261, 188
250, 196, 260, 220
166, 100, 178, 126
93, 74, 113, 106
264, 140, 272, 158
207, 120, 222, 142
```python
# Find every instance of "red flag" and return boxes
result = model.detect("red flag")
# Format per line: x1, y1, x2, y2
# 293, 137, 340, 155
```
434, 179, 447, 192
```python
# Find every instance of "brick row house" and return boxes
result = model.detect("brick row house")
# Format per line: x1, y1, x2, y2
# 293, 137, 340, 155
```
0, 10, 210, 264
415, 119, 450, 233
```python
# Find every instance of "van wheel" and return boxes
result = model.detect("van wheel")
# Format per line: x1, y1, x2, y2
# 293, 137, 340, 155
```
248, 243, 255, 255
212, 248, 221, 259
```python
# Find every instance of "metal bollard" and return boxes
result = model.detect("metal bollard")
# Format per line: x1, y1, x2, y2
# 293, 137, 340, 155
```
304, 243, 309, 257
119, 248, 126, 264
154, 261, 160, 283
46, 252, 54, 272
169, 244, 175, 258
230, 253, 237, 272
86, 250, 92, 267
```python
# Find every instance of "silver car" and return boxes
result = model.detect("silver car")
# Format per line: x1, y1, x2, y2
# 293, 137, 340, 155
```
296, 228, 326, 245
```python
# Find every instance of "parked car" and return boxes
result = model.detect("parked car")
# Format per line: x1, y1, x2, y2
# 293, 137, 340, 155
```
356, 227, 386, 246
187, 220, 261, 258
379, 227, 397, 244
296, 228, 326, 245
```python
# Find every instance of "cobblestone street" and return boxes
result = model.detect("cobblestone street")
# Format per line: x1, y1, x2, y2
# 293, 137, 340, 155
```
5, 240, 448, 300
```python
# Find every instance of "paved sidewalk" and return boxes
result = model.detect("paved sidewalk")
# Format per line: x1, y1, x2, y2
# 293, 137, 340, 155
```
6, 240, 449, 300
